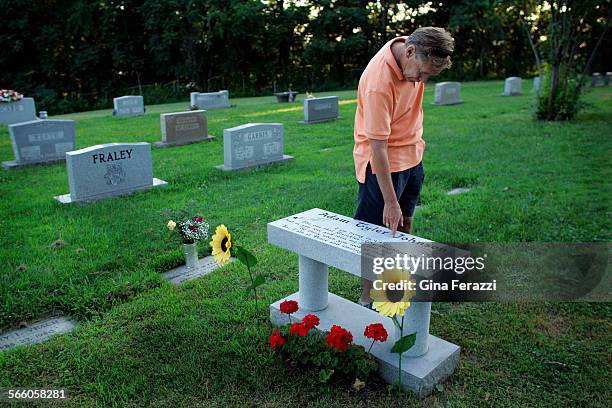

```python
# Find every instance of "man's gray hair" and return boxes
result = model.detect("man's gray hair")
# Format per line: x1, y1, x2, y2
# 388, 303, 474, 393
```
406, 27, 454, 69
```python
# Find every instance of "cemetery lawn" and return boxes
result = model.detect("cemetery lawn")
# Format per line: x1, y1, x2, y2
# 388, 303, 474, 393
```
1, 82, 611, 406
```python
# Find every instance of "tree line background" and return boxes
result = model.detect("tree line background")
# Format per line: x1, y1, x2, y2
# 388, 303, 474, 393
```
1, 0, 610, 114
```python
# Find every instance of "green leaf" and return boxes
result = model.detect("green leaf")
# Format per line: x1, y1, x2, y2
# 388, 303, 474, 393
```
243, 274, 266, 294
318, 368, 334, 383
235, 245, 258, 269
390, 332, 417, 354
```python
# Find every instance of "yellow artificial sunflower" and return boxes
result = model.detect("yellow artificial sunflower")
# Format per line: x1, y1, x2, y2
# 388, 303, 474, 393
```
210, 224, 232, 265
370, 268, 416, 317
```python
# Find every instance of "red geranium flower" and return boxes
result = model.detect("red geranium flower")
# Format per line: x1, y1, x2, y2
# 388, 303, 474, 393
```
279, 300, 298, 315
188, 225, 198, 232
289, 322, 309, 337
269, 330, 286, 350
326, 325, 353, 351
194, 216, 203, 222
364, 323, 388, 342
302, 314, 320, 329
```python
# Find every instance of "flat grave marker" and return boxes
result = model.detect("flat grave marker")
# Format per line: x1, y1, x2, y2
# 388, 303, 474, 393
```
156, 110, 214, 147
113, 95, 145, 116
162, 256, 234, 284
447, 187, 471, 196
502, 77, 522, 96
54, 142, 167, 204
3, 119, 76, 170
300, 96, 339, 124
0, 97, 37, 125
190, 91, 230, 109
433, 82, 463, 105
0, 316, 76, 351
215, 123, 293, 171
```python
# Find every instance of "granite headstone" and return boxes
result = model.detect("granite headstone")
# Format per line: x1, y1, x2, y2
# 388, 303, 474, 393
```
502, 77, 522, 96
0, 97, 37, 125
301, 96, 339, 124
591, 72, 602, 87
113, 95, 145, 116
605, 72, 611, 86
54, 142, 167, 203
433, 82, 463, 105
3, 119, 76, 170
190, 90, 230, 109
156, 110, 214, 147
533, 76, 541, 93
215, 123, 293, 171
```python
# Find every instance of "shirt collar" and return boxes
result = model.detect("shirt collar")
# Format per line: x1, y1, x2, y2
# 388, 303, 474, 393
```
385, 37, 408, 82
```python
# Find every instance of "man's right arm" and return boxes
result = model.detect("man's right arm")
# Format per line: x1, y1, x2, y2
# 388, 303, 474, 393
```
370, 139, 403, 236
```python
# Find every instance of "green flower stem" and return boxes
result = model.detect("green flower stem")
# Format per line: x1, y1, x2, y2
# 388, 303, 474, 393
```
367, 339, 375, 354
397, 314, 405, 396
245, 264, 259, 317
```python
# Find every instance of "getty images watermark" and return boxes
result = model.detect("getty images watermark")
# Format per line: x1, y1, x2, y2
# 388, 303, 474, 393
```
361, 242, 610, 302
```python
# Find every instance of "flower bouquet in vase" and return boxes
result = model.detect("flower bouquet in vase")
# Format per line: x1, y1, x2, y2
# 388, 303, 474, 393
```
0, 89, 23, 104
165, 206, 210, 269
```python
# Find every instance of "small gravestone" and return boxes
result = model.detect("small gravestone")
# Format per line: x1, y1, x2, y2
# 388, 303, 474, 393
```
433, 82, 463, 105
533, 76, 541, 93
162, 255, 234, 284
274, 91, 299, 103
215, 123, 293, 171
54, 142, 167, 203
113, 95, 145, 116
0, 316, 76, 351
3, 119, 76, 170
604, 72, 611, 86
0, 97, 37, 125
190, 90, 230, 109
591, 73, 602, 87
447, 187, 470, 195
300, 96, 339, 124
502, 77, 522, 96
156, 110, 214, 147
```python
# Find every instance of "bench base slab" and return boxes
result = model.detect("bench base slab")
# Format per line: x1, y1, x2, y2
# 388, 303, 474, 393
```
270, 292, 460, 398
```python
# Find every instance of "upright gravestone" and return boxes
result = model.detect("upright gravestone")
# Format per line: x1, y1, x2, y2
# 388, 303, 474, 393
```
0, 97, 37, 125
3, 119, 76, 170
190, 91, 230, 109
533, 76, 541, 93
215, 123, 293, 171
502, 77, 522, 96
113, 96, 145, 116
54, 142, 167, 203
156, 110, 214, 147
591, 73, 602, 87
433, 82, 463, 105
300, 96, 339, 124
605, 72, 611, 86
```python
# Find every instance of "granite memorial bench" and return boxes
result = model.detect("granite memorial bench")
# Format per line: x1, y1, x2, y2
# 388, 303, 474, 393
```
268, 208, 460, 398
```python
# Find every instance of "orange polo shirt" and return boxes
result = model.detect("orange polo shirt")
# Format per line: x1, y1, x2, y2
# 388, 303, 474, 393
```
353, 36, 425, 183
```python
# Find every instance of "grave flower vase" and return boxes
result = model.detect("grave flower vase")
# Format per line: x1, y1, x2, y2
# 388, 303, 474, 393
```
183, 243, 198, 269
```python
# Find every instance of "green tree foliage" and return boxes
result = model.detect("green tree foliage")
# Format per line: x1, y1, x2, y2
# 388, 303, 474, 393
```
1, 0, 609, 114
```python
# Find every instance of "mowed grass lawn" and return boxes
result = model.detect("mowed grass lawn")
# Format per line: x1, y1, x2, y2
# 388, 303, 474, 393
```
0, 81, 610, 406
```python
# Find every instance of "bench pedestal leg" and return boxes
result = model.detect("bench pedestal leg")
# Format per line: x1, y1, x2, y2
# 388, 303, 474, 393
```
298, 255, 328, 311
395, 301, 431, 357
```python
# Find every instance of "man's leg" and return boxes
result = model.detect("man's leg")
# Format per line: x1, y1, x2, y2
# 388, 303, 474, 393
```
398, 216, 413, 234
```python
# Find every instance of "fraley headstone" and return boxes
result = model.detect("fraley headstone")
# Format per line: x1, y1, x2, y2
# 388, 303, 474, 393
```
0, 97, 37, 125
0, 317, 76, 351
156, 110, 214, 147
54, 142, 167, 203
215, 123, 293, 171
3, 119, 76, 170
113, 95, 145, 116
433, 82, 463, 105
502, 77, 522, 96
301, 96, 339, 124
190, 91, 230, 109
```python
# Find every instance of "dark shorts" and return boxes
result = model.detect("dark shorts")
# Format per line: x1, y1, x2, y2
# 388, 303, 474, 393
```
354, 162, 425, 226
